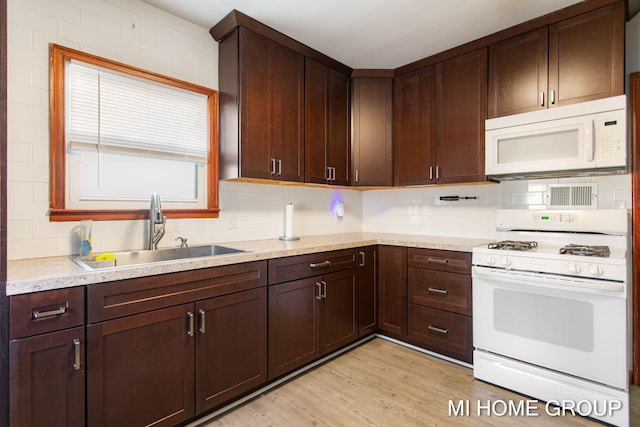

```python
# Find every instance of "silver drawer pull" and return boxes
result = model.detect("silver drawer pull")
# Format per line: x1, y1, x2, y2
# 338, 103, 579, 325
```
32, 304, 68, 320
315, 282, 322, 300
427, 287, 449, 295
309, 261, 331, 268
428, 325, 449, 335
427, 257, 448, 265
73, 338, 81, 370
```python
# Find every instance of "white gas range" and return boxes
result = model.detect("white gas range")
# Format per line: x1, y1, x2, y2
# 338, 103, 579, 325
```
472, 209, 630, 427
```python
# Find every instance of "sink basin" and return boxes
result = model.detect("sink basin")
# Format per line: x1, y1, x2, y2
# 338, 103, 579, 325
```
71, 245, 247, 270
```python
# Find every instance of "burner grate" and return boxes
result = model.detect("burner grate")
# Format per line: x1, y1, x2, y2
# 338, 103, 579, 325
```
559, 244, 610, 257
488, 240, 538, 251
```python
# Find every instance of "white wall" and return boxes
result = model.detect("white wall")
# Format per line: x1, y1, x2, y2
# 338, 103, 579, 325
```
363, 184, 499, 239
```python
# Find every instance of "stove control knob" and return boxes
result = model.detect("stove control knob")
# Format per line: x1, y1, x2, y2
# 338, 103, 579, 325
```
568, 262, 581, 274
588, 264, 604, 276
486, 255, 496, 265
501, 257, 512, 267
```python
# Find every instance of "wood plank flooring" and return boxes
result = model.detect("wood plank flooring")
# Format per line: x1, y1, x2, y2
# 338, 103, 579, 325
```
202, 338, 639, 426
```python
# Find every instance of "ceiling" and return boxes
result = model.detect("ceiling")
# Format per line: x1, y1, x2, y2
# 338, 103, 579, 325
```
142, 0, 622, 69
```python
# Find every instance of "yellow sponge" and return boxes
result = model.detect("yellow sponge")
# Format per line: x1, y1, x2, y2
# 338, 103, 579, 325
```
94, 253, 115, 261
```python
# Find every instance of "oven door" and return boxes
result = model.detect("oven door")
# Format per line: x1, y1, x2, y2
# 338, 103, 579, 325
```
472, 266, 628, 389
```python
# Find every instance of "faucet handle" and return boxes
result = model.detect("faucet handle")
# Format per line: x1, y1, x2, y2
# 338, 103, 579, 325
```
175, 236, 188, 248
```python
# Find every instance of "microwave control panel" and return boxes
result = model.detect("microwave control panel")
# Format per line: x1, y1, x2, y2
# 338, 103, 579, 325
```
595, 113, 626, 166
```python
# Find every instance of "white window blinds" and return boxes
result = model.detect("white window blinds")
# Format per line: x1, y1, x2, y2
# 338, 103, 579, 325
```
66, 60, 208, 163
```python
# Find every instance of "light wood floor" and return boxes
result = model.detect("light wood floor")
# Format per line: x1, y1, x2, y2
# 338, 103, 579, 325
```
204, 338, 639, 426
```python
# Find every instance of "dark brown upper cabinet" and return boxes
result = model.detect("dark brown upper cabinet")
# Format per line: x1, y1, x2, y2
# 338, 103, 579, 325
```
436, 48, 487, 184
212, 10, 352, 185
394, 48, 487, 186
305, 58, 351, 185
393, 66, 436, 186
352, 77, 393, 186
218, 27, 305, 182
488, 2, 624, 118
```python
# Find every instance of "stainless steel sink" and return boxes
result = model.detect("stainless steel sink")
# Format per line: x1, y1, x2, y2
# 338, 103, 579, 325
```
71, 245, 247, 270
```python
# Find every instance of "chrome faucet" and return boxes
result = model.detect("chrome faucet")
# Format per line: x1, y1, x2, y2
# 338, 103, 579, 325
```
148, 192, 166, 250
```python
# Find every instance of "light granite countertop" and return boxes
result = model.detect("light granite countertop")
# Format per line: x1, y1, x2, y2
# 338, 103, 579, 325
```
6, 232, 491, 296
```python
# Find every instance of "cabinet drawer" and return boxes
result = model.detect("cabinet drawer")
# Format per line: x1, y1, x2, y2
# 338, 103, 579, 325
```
408, 268, 471, 315
88, 261, 267, 323
408, 304, 472, 363
407, 248, 471, 274
268, 249, 357, 284
10, 287, 85, 339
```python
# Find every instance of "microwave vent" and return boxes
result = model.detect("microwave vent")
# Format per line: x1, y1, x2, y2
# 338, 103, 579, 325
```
547, 184, 597, 208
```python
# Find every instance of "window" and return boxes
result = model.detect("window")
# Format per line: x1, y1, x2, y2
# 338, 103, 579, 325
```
49, 44, 219, 221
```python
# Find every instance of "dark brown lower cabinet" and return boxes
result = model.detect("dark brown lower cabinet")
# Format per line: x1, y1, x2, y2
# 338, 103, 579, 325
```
358, 246, 377, 337
268, 268, 357, 379
195, 287, 267, 412
377, 245, 407, 337
406, 248, 473, 363
9, 327, 85, 427
87, 304, 195, 427
408, 304, 473, 363
87, 279, 268, 426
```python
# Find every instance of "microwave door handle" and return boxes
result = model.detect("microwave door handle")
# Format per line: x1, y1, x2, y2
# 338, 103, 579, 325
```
585, 119, 595, 161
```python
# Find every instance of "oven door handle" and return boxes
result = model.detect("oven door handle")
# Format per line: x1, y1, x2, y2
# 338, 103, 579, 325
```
472, 266, 625, 295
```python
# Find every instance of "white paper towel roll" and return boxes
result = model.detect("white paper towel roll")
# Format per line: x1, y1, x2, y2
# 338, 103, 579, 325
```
284, 202, 294, 238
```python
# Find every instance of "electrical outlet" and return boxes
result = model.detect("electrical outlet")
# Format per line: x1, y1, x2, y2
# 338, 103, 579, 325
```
228, 213, 237, 229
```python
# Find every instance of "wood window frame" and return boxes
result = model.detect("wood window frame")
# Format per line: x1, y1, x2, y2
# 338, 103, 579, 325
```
49, 44, 220, 221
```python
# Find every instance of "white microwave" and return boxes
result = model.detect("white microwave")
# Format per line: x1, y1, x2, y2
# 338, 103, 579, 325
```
485, 95, 627, 179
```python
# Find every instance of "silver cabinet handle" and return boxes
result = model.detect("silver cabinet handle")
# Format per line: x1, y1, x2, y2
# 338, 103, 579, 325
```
332, 167, 336, 181
435, 166, 440, 180
359, 251, 365, 267
73, 338, 81, 370
427, 257, 448, 265
428, 287, 449, 295
277, 159, 282, 176
355, 169, 359, 183
187, 311, 195, 336
32, 304, 68, 319
550, 89, 555, 105
315, 282, 322, 300
540, 91, 545, 107
429, 166, 433, 180
270, 158, 276, 175
321, 281, 327, 299
198, 309, 206, 334
326, 167, 331, 180
309, 260, 331, 268
428, 325, 449, 334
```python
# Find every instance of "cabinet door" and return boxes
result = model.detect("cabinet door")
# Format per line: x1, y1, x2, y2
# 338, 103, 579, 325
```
305, 58, 350, 185
319, 269, 358, 355
272, 42, 305, 182
393, 66, 436, 186
195, 287, 267, 412
327, 68, 350, 185
239, 29, 274, 180
549, 2, 624, 107
352, 78, 393, 186
10, 327, 85, 427
87, 304, 195, 427
357, 246, 378, 337
305, 58, 329, 184
377, 245, 407, 337
436, 48, 487, 184
488, 27, 548, 118
268, 278, 320, 379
